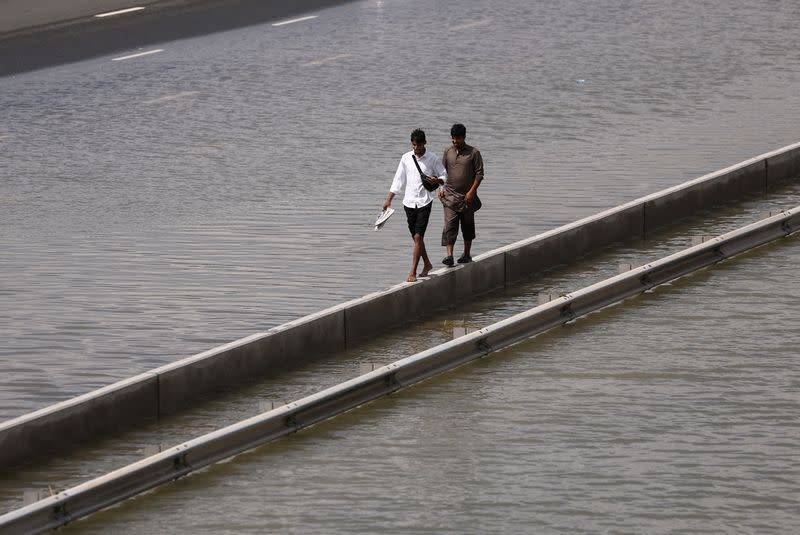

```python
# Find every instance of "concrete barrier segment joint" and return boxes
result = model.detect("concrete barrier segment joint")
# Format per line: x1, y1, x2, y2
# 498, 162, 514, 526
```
173, 454, 189, 471
639, 272, 654, 288
385, 372, 401, 389
54, 502, 69, 524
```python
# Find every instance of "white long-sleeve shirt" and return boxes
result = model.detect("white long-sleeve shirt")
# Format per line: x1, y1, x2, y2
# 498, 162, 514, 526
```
389, 150, 447, 209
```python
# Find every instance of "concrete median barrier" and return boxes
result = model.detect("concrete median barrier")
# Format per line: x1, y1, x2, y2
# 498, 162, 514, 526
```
766, 143, 800, 189
643, 158, 767, 232
503, 201, 644, 285
2, 142, 798, 470
0, 373, 158, 469
4, 205, 796, 534
155, 307, 347, 414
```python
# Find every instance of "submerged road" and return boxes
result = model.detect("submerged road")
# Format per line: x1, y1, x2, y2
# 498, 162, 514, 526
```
2, 0, 800, 426
1, 0, 800, 531
0, 0, 354, 75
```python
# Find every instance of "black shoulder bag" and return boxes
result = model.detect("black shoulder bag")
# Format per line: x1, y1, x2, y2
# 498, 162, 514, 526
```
412, 155, 440, 192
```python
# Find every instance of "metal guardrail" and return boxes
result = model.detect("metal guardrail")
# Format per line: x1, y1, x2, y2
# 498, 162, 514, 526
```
4, 142, 799, 471
1, 206, 797, 534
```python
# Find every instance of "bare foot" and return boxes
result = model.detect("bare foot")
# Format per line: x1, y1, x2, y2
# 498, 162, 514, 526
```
406, 272, 417, 283
419, 262, 433, 277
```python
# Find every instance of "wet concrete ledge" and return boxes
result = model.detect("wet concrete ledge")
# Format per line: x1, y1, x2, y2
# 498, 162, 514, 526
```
1, 141, 798, 469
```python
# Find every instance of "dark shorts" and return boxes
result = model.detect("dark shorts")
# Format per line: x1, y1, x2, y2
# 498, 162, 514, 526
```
404, 202, 432, 237
441, 204, 476, 245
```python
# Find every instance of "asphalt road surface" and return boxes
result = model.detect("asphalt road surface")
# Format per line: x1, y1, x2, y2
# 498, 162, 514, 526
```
0, 0, 161, 33
0, 0, 354, 76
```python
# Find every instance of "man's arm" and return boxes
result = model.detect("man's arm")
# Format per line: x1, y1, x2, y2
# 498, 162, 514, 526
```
384, 157, 406, 210
438, 148, 450, 199
433, 154, 447, 186
465, 149, 484, 204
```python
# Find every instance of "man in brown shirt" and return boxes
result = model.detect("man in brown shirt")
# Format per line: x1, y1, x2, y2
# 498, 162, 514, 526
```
438, 123, 484, 266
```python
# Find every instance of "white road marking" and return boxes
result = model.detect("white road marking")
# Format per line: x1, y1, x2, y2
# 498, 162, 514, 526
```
94, 6, 145, 18
112, 49, 164, 61
303, 53, 352, 67
143, 91, 199, 104
272, 15, 318, 26
449, 19, 492, 31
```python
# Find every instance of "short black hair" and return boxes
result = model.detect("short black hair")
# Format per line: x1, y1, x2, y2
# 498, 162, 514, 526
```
410, 129, 426, 144
450, 123, 466, 137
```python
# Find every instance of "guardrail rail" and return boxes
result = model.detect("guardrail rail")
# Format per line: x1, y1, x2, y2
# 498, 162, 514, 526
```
2, 206, 797, 535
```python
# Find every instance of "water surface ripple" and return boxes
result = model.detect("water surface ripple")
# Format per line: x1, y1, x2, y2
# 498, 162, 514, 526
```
1, 0, 800, 531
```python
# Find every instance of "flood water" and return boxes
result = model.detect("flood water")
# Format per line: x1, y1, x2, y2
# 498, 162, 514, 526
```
1, 0, 799, 532
62, 232, 800, 535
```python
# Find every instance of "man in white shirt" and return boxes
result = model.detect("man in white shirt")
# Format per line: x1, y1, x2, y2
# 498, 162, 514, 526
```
382, 129, 446, 282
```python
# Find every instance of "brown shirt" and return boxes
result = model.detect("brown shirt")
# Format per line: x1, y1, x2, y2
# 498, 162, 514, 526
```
442, 143, 484, 195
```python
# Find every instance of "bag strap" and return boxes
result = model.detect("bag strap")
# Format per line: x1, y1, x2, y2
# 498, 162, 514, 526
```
411, 154, 427, 178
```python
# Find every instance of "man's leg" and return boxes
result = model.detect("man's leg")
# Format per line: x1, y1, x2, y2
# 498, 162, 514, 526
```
407, 234, 423, 282
458, 210, 476, 263
419, 238, 433, 277
404, 206, 419, 282
416, 203, 433, 277
441, 205, 459, 266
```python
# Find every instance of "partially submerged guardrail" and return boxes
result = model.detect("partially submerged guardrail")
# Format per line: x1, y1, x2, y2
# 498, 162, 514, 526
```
2, 206, 797, 534
2, 142, 799, 469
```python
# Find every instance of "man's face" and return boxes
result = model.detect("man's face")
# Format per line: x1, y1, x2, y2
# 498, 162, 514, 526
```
411, 139, 426, 156
451, 135, 466, 150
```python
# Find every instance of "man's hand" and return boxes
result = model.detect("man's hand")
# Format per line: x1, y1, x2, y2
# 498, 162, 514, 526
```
465, 190, 475, 205
383, 192, 395, 211
437, 188, 445, 200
